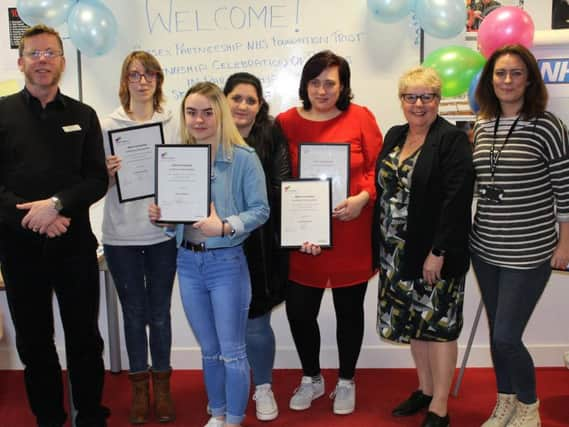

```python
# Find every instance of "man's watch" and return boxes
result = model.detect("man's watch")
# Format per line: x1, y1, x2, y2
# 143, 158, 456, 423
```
51, 196, 63, 213
431, 247, 446, 257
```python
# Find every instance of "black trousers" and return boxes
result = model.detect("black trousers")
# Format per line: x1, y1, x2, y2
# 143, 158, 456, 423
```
1, 238, 108, 426
285, 280, 368, 380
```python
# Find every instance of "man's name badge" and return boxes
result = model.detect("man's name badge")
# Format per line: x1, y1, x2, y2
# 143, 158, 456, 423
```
62, 124, 82, 133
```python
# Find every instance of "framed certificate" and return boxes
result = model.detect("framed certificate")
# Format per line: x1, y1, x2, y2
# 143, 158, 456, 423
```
108, 122, 165, 203
299, 143, 350, 209
155, 144, 211, 223
280, 178, 332, 248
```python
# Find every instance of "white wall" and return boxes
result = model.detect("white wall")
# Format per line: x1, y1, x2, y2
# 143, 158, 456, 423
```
1, 0, 568, 370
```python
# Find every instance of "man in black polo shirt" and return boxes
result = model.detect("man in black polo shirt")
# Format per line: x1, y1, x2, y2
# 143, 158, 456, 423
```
0, 25, 109, 427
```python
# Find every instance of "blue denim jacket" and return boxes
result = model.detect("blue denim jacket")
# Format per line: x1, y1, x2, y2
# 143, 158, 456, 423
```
170, 143, 269, 249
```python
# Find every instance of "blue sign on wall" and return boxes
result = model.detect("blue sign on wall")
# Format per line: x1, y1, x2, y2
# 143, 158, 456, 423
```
539, 58, 569, 84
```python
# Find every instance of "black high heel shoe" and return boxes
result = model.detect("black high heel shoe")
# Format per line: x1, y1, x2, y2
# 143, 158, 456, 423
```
421, 411, 450, 427
391, 390, 433, 417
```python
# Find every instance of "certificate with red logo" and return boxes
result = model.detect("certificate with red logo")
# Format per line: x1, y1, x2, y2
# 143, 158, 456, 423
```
281, 178, 332, 248
155, 144, 211, 223
109, 122, 164, 203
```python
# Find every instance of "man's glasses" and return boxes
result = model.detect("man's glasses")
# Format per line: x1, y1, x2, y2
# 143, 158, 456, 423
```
22, 49, 63, 59
127, 71, 158, 83
400, 93, 438, 104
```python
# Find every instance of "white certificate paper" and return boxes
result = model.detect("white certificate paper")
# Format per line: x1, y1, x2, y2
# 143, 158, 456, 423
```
281, 179, 332, 248
155, 145, 211, 223
299, 143, 350, 209
109, 122, 164, 203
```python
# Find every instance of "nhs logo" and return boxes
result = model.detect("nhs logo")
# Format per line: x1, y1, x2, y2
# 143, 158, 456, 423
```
538, 58, 569, 84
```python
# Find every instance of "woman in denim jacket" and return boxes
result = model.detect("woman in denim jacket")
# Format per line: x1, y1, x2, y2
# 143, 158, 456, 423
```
149, 82, 269, 427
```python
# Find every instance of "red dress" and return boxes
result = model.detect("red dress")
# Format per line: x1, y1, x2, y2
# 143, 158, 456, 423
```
277, 104, 383, 288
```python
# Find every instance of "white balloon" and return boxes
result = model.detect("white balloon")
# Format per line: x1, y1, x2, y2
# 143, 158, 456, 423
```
16, 0, 76, 27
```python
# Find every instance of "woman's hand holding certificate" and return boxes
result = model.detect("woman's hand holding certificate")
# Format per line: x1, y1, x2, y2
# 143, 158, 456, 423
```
108, 122, 165, 202
280, 179, 332, 248
154, 145, 211, 223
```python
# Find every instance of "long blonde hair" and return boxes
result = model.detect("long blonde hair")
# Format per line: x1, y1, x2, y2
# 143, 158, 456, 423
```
180, 82, 246, 155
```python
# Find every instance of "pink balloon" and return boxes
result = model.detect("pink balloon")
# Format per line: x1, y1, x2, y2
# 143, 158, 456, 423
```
477, 6, 535, 58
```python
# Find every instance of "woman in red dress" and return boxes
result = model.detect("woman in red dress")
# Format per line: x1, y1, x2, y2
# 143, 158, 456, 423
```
276, 50, 383, 416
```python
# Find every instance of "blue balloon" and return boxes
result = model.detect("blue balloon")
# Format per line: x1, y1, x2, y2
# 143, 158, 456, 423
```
415, 0, 465, 39
16, 0, 75, 27
468, 70, 481, 114
68, 0, 117, 57
367, 0, 414, 23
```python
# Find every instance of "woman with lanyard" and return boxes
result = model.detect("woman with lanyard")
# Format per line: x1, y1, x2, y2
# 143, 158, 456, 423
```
149, 82, 269, 427
471, 44, 569, 427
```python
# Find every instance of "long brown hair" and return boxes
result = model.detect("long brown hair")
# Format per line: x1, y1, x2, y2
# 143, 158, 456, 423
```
475, 44, 547, 119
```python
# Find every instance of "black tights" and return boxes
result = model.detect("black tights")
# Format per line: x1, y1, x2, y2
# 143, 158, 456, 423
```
285, 281, 368, 379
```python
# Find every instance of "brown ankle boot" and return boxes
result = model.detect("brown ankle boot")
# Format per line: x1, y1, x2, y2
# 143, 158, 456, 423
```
152, 369, 176, 423
128, 371, 150, 424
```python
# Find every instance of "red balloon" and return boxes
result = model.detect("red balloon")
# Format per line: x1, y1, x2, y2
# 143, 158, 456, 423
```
478, 6, 534, 58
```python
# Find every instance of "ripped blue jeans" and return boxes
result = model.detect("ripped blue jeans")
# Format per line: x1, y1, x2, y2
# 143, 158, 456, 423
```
177, 245, 251, 425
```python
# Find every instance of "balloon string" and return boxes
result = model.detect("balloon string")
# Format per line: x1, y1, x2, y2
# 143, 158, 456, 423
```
410, 12, 420, 47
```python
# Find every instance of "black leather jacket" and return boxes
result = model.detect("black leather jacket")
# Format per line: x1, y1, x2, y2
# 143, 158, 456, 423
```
244, 119, 291, 318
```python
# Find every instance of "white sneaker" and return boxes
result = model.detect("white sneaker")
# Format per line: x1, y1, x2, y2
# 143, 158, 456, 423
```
330, 379, 356, 415
289, 375, 325, 411
253, 383, 279, 421
204, 416, 225, 427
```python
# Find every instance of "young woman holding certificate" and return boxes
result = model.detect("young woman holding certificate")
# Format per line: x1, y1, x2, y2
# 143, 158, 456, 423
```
149, 81, 269, 427
223, 72, 291, 421
101, 51, 178, 424
276, 50, 383, 416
